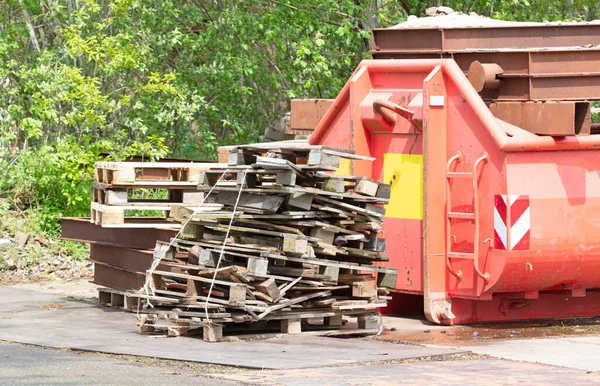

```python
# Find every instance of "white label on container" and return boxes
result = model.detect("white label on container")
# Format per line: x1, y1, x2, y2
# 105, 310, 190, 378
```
429, 96, 445, 107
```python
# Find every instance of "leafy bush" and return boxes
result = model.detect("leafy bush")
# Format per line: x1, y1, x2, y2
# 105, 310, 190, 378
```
1, 0, 598, 262
1, 141, 96, 219
0, 136, 168, 235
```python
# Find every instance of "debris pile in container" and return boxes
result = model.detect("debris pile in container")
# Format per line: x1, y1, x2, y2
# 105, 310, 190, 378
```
134, 142, 397, 341
394, 6, 540, 28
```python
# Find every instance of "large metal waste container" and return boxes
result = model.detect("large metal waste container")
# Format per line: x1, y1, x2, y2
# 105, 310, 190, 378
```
309, 59, 600, 324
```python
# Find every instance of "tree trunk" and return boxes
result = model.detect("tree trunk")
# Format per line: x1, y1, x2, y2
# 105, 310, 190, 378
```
361, 0, 378, 51
67, 0, 73, 24
566, 0, 574, 19
18, 0, 40, 52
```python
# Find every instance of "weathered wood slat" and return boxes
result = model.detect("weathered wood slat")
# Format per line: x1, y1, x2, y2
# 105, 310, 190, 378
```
215, 191, 284, 212
198, 185, 389, 204
312, 195, 384, 219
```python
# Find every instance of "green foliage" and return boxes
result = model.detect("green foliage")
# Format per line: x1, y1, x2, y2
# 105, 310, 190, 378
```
0, 141, 97, 225
126, 188, 169, 218
0, 136, 168, 234
0, 0, 403, 161
0, 0, 598, 253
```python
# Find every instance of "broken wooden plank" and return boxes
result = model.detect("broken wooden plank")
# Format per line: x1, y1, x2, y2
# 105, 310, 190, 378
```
354, 177, 380, 197
215, 191, 284, 213
257, 290, 331, 320
313, 195, 384, 219
256, 278, 281, 300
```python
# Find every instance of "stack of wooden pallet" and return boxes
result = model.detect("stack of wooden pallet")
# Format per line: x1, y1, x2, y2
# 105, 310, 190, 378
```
85, 160, 220, 293
91, 161, 221, 227
134, 142, 397, 341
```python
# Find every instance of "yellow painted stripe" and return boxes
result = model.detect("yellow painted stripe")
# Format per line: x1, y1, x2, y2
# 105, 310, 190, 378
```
383, 153, 423, 220
335, 158, 352, 176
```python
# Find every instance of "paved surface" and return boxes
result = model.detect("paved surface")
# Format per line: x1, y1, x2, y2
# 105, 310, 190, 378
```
0, 341, 240, 386
379, 315, 600, 371
447, 336, 600, 371
1, 280, 600, 385
5, 340, 599, 386
212, 359, 600, 385
0, 285, 462, 369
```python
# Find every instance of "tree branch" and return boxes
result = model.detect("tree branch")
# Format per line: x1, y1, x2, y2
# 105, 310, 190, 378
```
398, 0, 413, 16
18, 0, 40, 53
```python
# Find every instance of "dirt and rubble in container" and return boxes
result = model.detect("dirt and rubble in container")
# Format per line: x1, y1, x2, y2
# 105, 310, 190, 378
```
378, 317, 600, 345
393, 6, 600, 29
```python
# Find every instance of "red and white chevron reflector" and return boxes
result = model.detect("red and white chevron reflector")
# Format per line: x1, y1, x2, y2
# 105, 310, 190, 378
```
494, 195, 530, 251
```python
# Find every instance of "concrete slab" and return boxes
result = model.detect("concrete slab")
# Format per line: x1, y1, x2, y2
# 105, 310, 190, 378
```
0, 287, 462, 370
442, 337, 600, 372
212, 359, 600, 385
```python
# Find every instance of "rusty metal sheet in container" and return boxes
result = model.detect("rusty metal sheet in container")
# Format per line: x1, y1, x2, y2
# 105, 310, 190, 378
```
290, 99, 334, 131
60, 217, 176, 249
90, 244, 185, 274
371, 24, 600, 53
489, 101, 591, 136
374, 49, 600, 101
369, 23, 600, 135
93, 263, 146, 291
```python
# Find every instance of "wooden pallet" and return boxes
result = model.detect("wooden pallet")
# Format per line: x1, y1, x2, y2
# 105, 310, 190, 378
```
169, 213, 390, 265
95, 162, 224, 186
165, 238, 397, 287
143, 274, 389, 316
225, 142, 375, 173
107, 144, 398, 341
90, 202, 172, 226
90, 202, 223, 227
229, 141, 374, 160
98, 287, 141, 311
92, 184, 205, 206
137, 310, 380, 342
133, 255, 388, 342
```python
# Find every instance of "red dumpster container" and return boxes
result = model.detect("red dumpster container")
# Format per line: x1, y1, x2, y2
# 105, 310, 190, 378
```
309, 59, 600, 324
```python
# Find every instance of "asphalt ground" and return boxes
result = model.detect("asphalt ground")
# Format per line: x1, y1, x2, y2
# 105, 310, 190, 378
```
1, 279, 599, 385
0, 340, 242, 386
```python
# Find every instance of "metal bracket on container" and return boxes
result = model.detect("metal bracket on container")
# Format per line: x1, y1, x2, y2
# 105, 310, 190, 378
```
373, 99, 422, 132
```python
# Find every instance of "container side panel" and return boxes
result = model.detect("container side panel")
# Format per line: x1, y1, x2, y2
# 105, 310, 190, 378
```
372, 134, 424, 292
490, 151, 600, 293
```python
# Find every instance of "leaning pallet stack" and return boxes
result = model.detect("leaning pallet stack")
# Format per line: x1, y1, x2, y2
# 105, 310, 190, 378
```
87, 160, 221, 296
91, 161, 222, 227
133, 142, 397, 342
